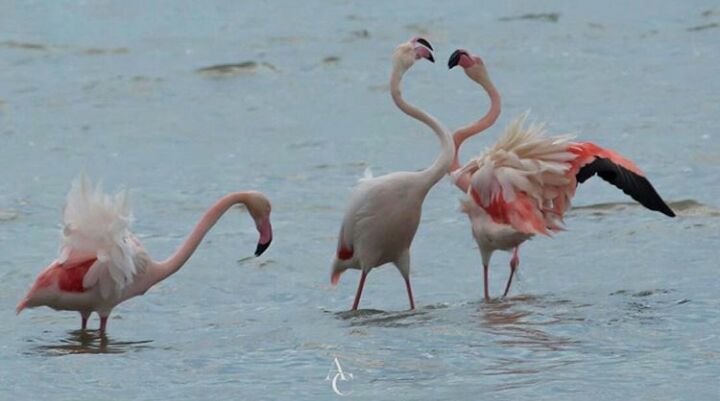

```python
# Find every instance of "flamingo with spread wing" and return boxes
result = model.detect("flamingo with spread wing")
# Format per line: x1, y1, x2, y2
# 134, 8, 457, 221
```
447, 49, 675, 300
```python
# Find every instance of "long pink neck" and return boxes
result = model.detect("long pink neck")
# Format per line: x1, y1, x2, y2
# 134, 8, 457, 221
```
451, 78, 501, 192
390, 66, 452, 191
145, 192, 252, 288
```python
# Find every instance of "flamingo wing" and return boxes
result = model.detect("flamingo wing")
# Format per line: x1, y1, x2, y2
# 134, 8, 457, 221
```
16, 252, 99, 314
334, 167, 381, 264
56, 256, 99, 293
576, 155, 675, 217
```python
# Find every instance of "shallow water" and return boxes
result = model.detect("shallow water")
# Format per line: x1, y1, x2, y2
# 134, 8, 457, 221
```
1, 1, 719, 400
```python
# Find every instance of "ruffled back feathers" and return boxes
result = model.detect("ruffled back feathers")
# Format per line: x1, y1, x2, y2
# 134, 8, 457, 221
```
60, 173, 143, 298
455, 113, 578, 234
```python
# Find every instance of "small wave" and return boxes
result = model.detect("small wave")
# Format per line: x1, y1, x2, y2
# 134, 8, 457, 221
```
687, 22, 719, 32
572, 199, 720, 217
196, 61, 279, 78
499, 13, 560, 23
0, 209, 19, 221
0, 40, 48, 50
610, 288, 674, 297
606, 288, 689, 327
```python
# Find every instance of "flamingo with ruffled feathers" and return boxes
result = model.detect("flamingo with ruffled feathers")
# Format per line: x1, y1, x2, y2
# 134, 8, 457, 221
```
16, 174, 273, 334
330, 37, 452, 310
447, 48, 675, 300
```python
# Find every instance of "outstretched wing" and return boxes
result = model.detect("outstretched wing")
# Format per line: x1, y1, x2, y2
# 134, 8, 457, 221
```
59, 173, 145, 298
572, 144, 675, 217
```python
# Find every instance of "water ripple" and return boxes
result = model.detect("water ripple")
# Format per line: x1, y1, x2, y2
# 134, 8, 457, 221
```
25, 331, 154, 356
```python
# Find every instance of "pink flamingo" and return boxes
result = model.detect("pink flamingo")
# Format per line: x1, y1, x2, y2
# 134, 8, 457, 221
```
447, 49, 675, 300
330, 37, 452, 310
16, 174, 273, 334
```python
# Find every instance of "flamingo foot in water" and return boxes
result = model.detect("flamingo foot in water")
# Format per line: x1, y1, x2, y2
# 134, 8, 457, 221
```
483, 264, 490, 302
81, 313, 90, 330
404, 277, 416, 310
503, 247, 520, 298
351, 271, 368, 311
99, 316, 108, 335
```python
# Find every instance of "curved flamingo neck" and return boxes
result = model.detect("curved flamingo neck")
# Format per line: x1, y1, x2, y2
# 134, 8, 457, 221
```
390, 65, 452, 190
144, 192, 253, 288
451, 75, 501, 192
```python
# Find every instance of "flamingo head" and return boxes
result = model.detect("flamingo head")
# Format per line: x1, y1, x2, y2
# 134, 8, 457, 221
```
393, 37, 435, 72
448, 49, 489, 83
244, 191, 273, 256
448, 49, 483, 69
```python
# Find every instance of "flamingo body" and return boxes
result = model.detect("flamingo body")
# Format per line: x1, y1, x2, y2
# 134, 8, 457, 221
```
330, 38, 451, 310
17, 173, 273, 334
447, 49, 674, 299
454, 114, 674, 297
333, 171, 425, 281
17, 175, 151, 317
455, 115, 674, 239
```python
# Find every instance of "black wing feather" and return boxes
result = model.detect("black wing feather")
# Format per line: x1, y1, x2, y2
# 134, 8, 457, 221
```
577, 158, 675, 217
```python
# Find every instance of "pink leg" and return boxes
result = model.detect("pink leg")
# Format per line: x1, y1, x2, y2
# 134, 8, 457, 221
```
404, 277, 416, 310
99, 316, 108, 335
351, 271, 368, 311
81, 312, 90, 330
483, 264, 490, 302
503, 247, 520, 298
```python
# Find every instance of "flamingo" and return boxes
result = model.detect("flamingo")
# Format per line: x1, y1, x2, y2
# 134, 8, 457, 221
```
447, 48, 675, 301
330, 37, 452, 310
16, 173, 273, 334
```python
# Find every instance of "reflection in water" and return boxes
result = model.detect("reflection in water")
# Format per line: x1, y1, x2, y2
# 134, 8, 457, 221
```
329, 290, 695, 394
335, 308, 386, 319
477, 295, 582, 352
335, 308, 432, 328
27, 330, 153, 356
472, 295, 585, 391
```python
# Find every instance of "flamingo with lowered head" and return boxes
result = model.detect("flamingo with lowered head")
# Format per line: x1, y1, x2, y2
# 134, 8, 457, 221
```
330, 37, 452, 310
447, 48, 675, 300
16, 173, 273, 334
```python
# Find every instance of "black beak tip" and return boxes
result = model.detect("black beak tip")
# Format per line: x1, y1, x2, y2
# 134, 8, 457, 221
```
254, 239, 272, 257
427, 53, 435, 63
416, 37, 433, 51
448, 49, 462, 70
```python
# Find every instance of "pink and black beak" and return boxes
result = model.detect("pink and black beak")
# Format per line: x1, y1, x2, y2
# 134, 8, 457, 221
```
254, 218, 273, 256
448, 49, 469, 69
412, 37, 435, 63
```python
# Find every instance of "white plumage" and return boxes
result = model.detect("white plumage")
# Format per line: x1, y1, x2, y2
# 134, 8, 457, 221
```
59, 173, 146, 298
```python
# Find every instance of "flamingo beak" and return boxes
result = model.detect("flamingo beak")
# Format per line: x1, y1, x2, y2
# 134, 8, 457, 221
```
413, 37, 435, 63
415, 37, 433, 51
448, 49, 463, 69
254, 218, 272, 256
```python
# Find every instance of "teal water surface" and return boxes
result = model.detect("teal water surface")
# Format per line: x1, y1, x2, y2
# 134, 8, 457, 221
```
1, 1, 719, 400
